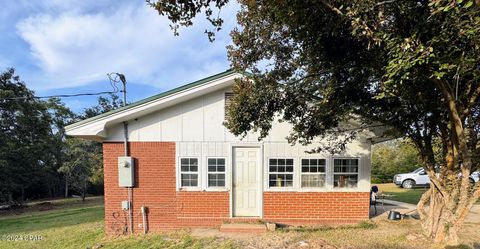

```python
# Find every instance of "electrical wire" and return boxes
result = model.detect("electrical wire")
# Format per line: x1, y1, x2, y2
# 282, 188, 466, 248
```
0, 90, 118, 101
0, 73, 125, 101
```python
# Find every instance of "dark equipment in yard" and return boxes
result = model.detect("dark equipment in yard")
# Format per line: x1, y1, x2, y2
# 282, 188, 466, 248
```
370, 185, 379, 216
388, 210, 402, 220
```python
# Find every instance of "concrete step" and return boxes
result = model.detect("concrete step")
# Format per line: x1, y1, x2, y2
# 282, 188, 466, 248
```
219, 223, 267, 233
226, 218, 263, 224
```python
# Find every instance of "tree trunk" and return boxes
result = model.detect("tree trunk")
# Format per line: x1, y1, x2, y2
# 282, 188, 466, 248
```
418, 182, 479, 245
82, 177, 87, 202
20, 185, 25, 204
65, 178, 69, 198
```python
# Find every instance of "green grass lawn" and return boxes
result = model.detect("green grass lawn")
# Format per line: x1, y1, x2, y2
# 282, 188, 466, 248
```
0, 195, 478, 249
375, 183, 427, 204
0, 197, 237, 249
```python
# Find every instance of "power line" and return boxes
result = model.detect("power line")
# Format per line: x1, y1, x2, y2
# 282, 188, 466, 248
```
0, 90, 118, 101
0, 73, 125, 101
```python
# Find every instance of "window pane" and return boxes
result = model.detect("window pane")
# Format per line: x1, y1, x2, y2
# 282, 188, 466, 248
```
269, 159, 277, 166
278, 159, 285, 165
208, 158, 226, 173
334, 175, 358, 188
208, 173, 226, 187
269, 173, 294, 187
286, 159, 293, 165
191, 178, 198, 187
334, 158, 358, 173
301, 175, 326, 188
181, 158, 198, 172
208, 174, 218, 187
301, 158, 326, 173
181, 174, 198, 187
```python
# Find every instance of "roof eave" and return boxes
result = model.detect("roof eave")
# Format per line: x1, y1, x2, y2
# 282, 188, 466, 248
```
65, 70, 244, 139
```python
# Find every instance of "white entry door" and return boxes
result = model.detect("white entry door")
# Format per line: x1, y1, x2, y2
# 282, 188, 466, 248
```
233, 147, 261, 217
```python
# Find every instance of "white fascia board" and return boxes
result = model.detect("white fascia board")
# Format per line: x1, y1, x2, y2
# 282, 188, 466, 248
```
65, 73, 241, 139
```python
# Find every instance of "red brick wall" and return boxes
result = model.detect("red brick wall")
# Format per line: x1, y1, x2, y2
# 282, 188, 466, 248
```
263, 192, 370, 225
103, 142, 369, 235
103, 142, 229, 235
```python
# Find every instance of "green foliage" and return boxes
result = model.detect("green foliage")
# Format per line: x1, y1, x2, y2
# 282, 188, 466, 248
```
147, 0, 229, 41
372, 140, 422, 183
0, 68, 122, 203
0, 68, 56, 202
82, 93, 123, 119
59, 138, 103, 200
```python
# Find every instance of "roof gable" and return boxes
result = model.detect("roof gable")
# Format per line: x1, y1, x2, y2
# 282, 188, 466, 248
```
66, 69, 244, 140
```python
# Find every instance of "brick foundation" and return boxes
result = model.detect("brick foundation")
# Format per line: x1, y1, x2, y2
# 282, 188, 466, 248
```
263, 192, 370, 225
103, 142, 369, 235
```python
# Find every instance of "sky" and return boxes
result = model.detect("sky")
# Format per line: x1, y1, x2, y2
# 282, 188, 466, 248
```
1, 0, 238, 112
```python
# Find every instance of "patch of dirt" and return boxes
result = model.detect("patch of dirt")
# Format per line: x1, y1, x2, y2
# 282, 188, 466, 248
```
37, 202, 55, 211
238, 233, 336, 249
192, 212, 480, 249
191, 228, 336, 248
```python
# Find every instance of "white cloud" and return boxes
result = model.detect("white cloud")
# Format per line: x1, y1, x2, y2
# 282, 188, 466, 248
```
16, 1, 237, 90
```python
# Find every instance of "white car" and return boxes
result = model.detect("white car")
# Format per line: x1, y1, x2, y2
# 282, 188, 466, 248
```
393, 167, 479, 189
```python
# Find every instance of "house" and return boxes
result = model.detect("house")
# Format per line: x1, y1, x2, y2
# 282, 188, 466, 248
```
65, 69, 383, 235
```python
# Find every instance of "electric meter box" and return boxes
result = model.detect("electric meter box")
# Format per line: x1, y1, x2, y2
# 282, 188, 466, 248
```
118, 156, 134, 187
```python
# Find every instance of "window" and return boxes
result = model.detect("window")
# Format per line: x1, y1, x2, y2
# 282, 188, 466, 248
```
180, 158, 198, 187
301, 159, 326, 188
225, 92, 234, 119
208, 158, 226, 187
225, 92, 234, 109
268, 159, 294, 187
333, 158, 359, 188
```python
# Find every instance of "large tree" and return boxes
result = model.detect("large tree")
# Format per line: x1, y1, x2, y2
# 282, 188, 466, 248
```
0, 68, 55, 202
150, 0, 480, 244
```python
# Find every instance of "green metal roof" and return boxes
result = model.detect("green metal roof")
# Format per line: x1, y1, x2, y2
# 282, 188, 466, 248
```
66, 69, 244, 130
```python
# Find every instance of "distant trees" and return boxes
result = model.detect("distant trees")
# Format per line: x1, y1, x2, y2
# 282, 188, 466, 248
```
372, 140, 422, 183
0, 68, 120, 204
60, 94, 123, 200
59, 139, 102, 201
0, 68, 55, 203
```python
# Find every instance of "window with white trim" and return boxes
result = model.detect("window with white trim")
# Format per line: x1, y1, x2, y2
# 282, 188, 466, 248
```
180, 158, 198, 187
268, 158, 294, 187
333, 158, 359, 188
301, 159, 326, 188
207, 158, 226, 187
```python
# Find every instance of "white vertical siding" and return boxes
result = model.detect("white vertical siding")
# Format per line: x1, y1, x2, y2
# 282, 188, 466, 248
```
104, 86, 372, 192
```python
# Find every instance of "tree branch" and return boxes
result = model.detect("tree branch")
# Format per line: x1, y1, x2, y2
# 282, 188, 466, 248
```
319, 0, 343, 15
462, 82, 480, 119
